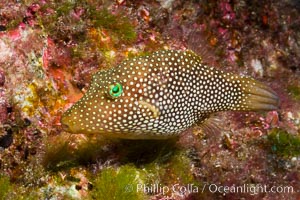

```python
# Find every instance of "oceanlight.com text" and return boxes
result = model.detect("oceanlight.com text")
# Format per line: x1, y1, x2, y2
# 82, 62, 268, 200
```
129, 183, 296, 196
206, 183, 295, 195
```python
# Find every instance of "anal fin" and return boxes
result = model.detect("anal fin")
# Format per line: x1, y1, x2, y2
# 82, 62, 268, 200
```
194, 114, 222, 136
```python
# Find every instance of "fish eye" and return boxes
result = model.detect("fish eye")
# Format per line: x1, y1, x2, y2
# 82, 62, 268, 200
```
108, 82, 123, 99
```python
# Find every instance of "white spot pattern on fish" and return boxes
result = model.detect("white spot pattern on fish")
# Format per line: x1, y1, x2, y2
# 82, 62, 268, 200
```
61, 50, 279, 139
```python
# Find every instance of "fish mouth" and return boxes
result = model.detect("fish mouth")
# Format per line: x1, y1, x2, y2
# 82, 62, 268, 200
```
60, 114, 76, 133
61, 122, 71, 132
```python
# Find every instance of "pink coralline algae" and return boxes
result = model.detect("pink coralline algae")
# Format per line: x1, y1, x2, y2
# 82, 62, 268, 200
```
0, 89, 8, 125
24, 3, 41, 27
219, 1, 236, 22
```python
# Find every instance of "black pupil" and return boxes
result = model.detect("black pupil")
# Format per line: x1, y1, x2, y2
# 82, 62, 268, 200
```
112, 85, 119, 93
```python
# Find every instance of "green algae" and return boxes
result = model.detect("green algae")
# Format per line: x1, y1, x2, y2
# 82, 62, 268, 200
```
91, 165, 146, 200
42, 136, 109, 171
38, 1, 136, 69
55, 1, 76, 17
39, 2, 136, 44
164, 152, 197, 185
90, 9, 137, 43
268, 128, 300, 157
0, 175, 39, 200
119, 139, 177, 165
42, 126, 198, 199
43, 139, 75, 170
144, 151, 201, 198
0, 175, 11, 200
85, 140, 200, 199
144, 151, 200, 190
287, 85, 300, 100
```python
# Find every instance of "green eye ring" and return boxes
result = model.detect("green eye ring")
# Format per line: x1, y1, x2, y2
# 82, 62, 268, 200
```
108, 82, 123, 98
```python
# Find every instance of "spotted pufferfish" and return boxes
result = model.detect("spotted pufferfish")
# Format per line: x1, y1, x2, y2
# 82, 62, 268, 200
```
61, 50, 279, 139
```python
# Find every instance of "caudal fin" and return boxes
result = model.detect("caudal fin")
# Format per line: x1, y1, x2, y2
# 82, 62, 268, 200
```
233, 77, 279, 111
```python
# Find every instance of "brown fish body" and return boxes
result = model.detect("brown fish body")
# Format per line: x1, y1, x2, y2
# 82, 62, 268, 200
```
61, 50, 278, 139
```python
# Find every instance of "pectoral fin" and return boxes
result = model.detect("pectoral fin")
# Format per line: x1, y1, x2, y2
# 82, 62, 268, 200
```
137, 100, 160, 119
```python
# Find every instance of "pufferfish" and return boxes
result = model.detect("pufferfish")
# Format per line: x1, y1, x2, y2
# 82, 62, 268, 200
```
61, 50, 279, 139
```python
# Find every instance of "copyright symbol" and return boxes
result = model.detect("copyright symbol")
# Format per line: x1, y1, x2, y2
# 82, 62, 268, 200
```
124, 184, 133, 192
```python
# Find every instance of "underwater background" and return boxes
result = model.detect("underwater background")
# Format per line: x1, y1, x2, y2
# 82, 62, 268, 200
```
0, 0, 299, 199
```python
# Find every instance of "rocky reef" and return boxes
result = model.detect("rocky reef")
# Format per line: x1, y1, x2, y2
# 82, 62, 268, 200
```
0, 0, 299, 199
